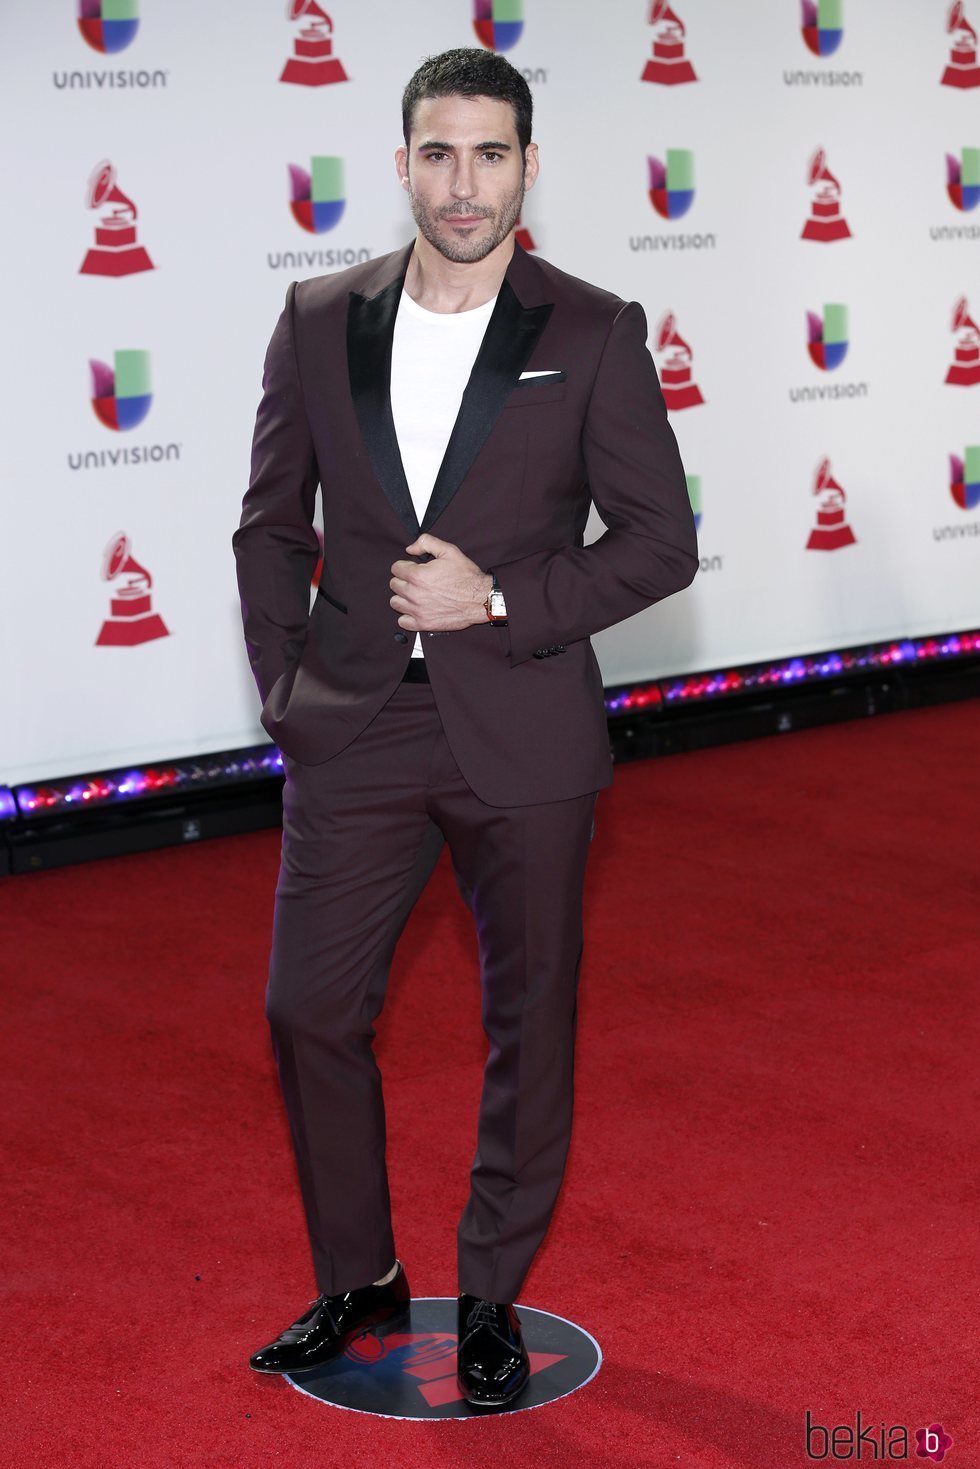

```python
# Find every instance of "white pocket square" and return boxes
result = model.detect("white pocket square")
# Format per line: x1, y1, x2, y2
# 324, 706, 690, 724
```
519, 369, 563, 379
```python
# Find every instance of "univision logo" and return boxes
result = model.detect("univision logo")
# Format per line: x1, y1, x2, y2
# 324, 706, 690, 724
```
77, 0, 139, 55
648, 151, 694, 219
686, 473, 702, 529
69, 348, 179, 469
289, 157, 345, 233
935, 445, 980, 538
950, 446, 980, 509
801, 0, 842, 56
90, 350, 151, 430
946, 147, 980, 211
807, 303, 848, 370
790, 304, 867, 401
270, 158, 369, 268
685, 475, 723, 572
473, 0, 524, 52
633, 149, 715, 251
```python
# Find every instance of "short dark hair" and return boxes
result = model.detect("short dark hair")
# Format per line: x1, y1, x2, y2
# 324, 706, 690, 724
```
401, 48, 533, 159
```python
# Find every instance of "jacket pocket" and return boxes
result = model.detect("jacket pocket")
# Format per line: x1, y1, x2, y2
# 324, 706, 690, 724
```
317, 586, 348, 614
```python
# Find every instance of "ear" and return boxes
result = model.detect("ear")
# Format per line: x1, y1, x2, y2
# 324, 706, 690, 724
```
523, 142, 540, 192
394, 145, 410, 188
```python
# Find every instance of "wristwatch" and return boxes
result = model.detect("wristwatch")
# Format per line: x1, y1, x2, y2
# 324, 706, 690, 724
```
484, 569, 508, 625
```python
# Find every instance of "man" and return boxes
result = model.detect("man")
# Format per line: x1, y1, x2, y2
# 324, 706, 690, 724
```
233, 48, 697, 1408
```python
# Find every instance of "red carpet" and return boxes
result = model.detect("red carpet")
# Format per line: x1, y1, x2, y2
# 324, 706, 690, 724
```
2, 701, 977, 1469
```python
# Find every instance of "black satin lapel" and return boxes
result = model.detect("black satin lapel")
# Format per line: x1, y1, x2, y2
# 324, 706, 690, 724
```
420, 281, 554, 535
347, 282, 419, 538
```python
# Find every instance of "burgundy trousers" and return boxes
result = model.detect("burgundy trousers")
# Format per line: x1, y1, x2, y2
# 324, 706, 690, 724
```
265, 675, 598, 1304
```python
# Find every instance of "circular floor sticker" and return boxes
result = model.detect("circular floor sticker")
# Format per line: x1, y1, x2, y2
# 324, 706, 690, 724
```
283, 1297, 602, 1418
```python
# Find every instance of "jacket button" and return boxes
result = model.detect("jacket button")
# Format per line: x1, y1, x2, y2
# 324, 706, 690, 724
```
394, 631, 408, 644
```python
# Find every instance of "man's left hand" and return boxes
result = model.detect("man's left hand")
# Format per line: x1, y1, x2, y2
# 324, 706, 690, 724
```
390, 534, 492, 633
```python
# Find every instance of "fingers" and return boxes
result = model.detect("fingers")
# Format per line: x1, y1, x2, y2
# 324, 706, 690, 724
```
405, 533, 453, 558
393, 536, 460, 579
390, 592, 417, 628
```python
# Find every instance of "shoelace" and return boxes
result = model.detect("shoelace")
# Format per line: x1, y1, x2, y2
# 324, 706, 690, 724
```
302, 1295, 338, 1335
466, 1299, 503, 1332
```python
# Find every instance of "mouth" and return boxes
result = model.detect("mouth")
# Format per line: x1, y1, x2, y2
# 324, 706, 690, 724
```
442, 213, 488, 228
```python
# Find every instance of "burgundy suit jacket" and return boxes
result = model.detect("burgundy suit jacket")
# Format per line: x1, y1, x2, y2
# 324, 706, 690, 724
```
232, 240, 698, 807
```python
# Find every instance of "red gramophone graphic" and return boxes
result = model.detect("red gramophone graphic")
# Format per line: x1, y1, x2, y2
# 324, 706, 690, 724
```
515, 213, 536, 251
941, 1, 980, 88
641, 1, 698, 85
96, 532, 169, 645
654, 312, 704, 410
802, 147, 852, 242
806, 458, 856, 551
945, 295, 980, 385
280, 0, 348, 86
80, 161, 154, 277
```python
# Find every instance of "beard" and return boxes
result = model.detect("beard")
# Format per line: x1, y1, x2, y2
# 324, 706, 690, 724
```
406, 175, 525, 263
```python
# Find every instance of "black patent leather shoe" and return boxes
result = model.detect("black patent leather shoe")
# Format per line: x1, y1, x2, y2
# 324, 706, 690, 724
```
249, 1260, 410, 1374
456, 1292, 531, 1407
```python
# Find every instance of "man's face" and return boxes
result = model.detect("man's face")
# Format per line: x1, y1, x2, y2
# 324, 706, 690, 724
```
396, 94, 538, 264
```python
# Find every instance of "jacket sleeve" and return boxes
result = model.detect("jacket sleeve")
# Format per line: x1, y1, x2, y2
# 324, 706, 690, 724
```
232, 281, 321, 707
492, 299, 699, 667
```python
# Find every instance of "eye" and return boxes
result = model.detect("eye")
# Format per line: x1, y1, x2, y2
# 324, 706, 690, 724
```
480, 152, 503, 163
424, 151, 448, 163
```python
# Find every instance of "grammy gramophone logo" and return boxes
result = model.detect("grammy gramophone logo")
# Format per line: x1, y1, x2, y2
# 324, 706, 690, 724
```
806, 458, 856, 550
802, 147, 851, 242
96, 532, 169, 646
654, 311, 705, 410
642, 1, 697, 84
280, 0, 348, 86
80, 160, 154, 277
946, 296, 980, 385
942, 1, 980, 88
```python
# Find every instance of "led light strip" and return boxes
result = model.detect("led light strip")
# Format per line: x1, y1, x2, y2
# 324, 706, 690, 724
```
8, 745, 283, 821
2, 630, 977, 823
605, 630, 980, 713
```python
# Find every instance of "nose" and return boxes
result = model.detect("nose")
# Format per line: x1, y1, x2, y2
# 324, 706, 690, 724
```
449, 158, 477, 200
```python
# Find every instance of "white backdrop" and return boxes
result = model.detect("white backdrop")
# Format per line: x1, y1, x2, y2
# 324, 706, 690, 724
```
2, 1, 978, 786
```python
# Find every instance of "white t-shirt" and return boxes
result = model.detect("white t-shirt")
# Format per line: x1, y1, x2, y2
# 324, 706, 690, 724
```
389, 287, 497, 657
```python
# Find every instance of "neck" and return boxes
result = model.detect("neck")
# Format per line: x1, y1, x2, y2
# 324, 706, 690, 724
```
404, 231, 514, 314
